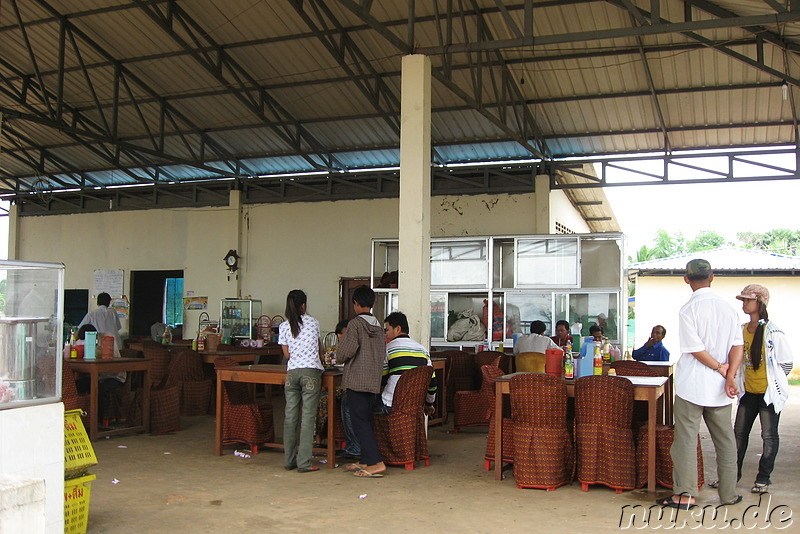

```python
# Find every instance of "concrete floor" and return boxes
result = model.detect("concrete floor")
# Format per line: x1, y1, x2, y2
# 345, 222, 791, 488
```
85, 386, 800, 533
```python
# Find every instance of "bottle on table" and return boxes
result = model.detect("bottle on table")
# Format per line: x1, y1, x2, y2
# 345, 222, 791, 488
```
564, 351, 574, 379
601, 337, 611, 362
593, 341, 603, 375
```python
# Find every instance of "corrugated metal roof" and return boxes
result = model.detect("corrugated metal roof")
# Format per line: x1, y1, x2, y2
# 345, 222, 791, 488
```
629, 248, 800, 271
2, 0, 800, 199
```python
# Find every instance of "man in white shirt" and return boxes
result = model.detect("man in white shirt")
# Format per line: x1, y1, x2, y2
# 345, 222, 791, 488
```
513, 320, 559, 355
659, 259, 743, 510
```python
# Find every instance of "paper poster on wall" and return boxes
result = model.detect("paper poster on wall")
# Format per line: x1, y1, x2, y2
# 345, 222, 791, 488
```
183, 296, 208, 310
111, 296, 129, 319
93, 269, 124, 298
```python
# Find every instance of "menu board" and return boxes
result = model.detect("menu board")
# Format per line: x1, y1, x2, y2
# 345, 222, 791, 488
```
93, 269, 124, 298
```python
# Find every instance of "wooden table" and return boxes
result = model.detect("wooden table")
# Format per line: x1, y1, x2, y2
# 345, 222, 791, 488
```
201, 350, 262, 365
66, 358, 152, 441
643, 360, 675, 425
429, 358, 447, 426
215, 364, 342, 468
492, 373, 667, 493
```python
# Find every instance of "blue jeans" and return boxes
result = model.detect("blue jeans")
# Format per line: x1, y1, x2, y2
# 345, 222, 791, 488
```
346, 389, 382, 466
734, 392, 781, 485
284, 368, 322, 470
340, 393, 361, 457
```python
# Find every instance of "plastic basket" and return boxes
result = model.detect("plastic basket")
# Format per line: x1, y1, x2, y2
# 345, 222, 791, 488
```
64, 409, 97, 479
64, 474, 95, 534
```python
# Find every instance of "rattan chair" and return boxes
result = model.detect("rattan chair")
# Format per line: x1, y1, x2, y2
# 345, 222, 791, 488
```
62, 366, 91, 422
575, 375, 636, 493
635, 424, 705, 490
483, 364, 514, 470
515, 352, 546, 373
476, 350, 510, 374
438, 350, 475, 413
213, 356, 275, 454
170, 348, 213, 416
510, 373, 574, 490
133, 343, 181, 434
373, 365, 434, 470
610, 360, 657, 377
453, 364, 504, 432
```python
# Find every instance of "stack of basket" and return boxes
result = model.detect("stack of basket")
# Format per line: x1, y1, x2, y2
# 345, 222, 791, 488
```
64, 409, 98, 534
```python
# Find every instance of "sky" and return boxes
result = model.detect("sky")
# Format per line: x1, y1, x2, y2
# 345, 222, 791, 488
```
604, 179, 800, 255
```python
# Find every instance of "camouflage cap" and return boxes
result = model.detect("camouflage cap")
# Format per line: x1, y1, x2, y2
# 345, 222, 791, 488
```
686, 258, 712, 277
736, 283, 770, 307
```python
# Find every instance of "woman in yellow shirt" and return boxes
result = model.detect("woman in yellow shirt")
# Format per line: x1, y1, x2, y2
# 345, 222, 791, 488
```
732, 284, 793, 494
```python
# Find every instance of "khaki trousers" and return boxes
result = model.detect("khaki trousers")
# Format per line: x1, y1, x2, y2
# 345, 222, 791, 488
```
671, 395, 738, 502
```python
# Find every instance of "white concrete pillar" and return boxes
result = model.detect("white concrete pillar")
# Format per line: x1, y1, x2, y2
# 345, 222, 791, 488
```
398, 55, 432, 347
7, 202, 20, 260
534, 174, 551, 234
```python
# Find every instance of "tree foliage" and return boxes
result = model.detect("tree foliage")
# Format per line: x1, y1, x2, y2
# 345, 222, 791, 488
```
737, 229, 800, 255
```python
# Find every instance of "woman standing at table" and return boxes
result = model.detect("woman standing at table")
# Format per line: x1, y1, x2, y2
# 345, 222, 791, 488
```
719, 284, 792, 493
278, 289, 324, 473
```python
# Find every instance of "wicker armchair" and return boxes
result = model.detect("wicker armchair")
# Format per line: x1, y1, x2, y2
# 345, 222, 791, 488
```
483, 365, 514, 470
475, 350, 510, 374
438, 350, 475, 413
171, 348, 213, 416
134, 343, 181, 434
510, 373, 574, 490
575, 375, 636, 493
62, 366, 91, 422
373, 365, 434, 470
453, 364, 503, 432
635, 424, 704, 490
213, 357, 275, 454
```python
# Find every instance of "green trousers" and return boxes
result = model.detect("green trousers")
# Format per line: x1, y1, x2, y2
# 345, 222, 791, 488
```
283, 368, 322, 470
671, 395, 738, 502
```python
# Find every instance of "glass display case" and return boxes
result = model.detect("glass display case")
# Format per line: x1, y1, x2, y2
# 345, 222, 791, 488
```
220, 299, 262, 340
371, 233, 625, 346
0, 260, 64, 410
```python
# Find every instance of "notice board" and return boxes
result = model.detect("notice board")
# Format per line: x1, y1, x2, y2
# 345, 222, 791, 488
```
93, 269, 124, 298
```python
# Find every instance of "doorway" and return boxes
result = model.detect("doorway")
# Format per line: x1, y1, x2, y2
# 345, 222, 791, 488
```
130, 270, 184, 338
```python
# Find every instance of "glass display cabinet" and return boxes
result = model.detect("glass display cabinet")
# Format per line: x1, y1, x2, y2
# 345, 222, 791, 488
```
371, 233, 625, 348
219, 299, 262, 341
0, 260, 64, 410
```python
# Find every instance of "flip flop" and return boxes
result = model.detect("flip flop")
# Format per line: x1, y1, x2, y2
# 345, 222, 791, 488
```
352, 467, 384, 478
345, 463, 365, 472
656, 497, 696, 510
297, 466, 320, 473
723, 495, 743, 505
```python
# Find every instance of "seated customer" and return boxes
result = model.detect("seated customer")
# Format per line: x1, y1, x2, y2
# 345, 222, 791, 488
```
632, 325, 670, 362
550, 319, 572, 349
75, 324, 125, 424
380, 312, 437, 415
514, 320, 559, 355
589, 324, 604, 341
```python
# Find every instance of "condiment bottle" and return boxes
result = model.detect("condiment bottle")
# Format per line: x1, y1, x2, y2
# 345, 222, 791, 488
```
564, 351, 574, 379
593, 342, 603, 375
601, 337, 611, 362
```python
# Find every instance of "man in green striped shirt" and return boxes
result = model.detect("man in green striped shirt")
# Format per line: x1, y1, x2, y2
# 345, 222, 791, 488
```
381, 312, 437, 415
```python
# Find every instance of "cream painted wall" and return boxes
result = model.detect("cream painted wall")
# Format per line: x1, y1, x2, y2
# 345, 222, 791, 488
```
17, 191, 591, 335
634, 275, 800, 369
550, 189, 591, 234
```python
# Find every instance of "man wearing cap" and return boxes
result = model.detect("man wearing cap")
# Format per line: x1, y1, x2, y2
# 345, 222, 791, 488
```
658, 259, 743, 509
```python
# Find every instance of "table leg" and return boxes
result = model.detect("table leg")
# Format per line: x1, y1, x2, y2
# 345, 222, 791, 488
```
439, 362, 447, 424
665, 374, 674, 425
215, 373, 223, 456
493, 383, 503, 481
142, 368, 151, 433
647, 388, 657, 493
325, 374, 335, 469
89, 370, 99, 442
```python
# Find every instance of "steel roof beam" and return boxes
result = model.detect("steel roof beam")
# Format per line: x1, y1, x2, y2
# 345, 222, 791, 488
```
611, 0, 800, 87
25, 0, 252, 179
131, 0, 344, 172
334, 0, 548, 159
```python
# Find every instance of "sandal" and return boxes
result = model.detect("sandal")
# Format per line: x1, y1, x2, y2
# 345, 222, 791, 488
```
707, 480, 719, 488
751, 483, 770, 494
656, 496, 696, 510
352, 467, 384, 478
723, 495, 743, 505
